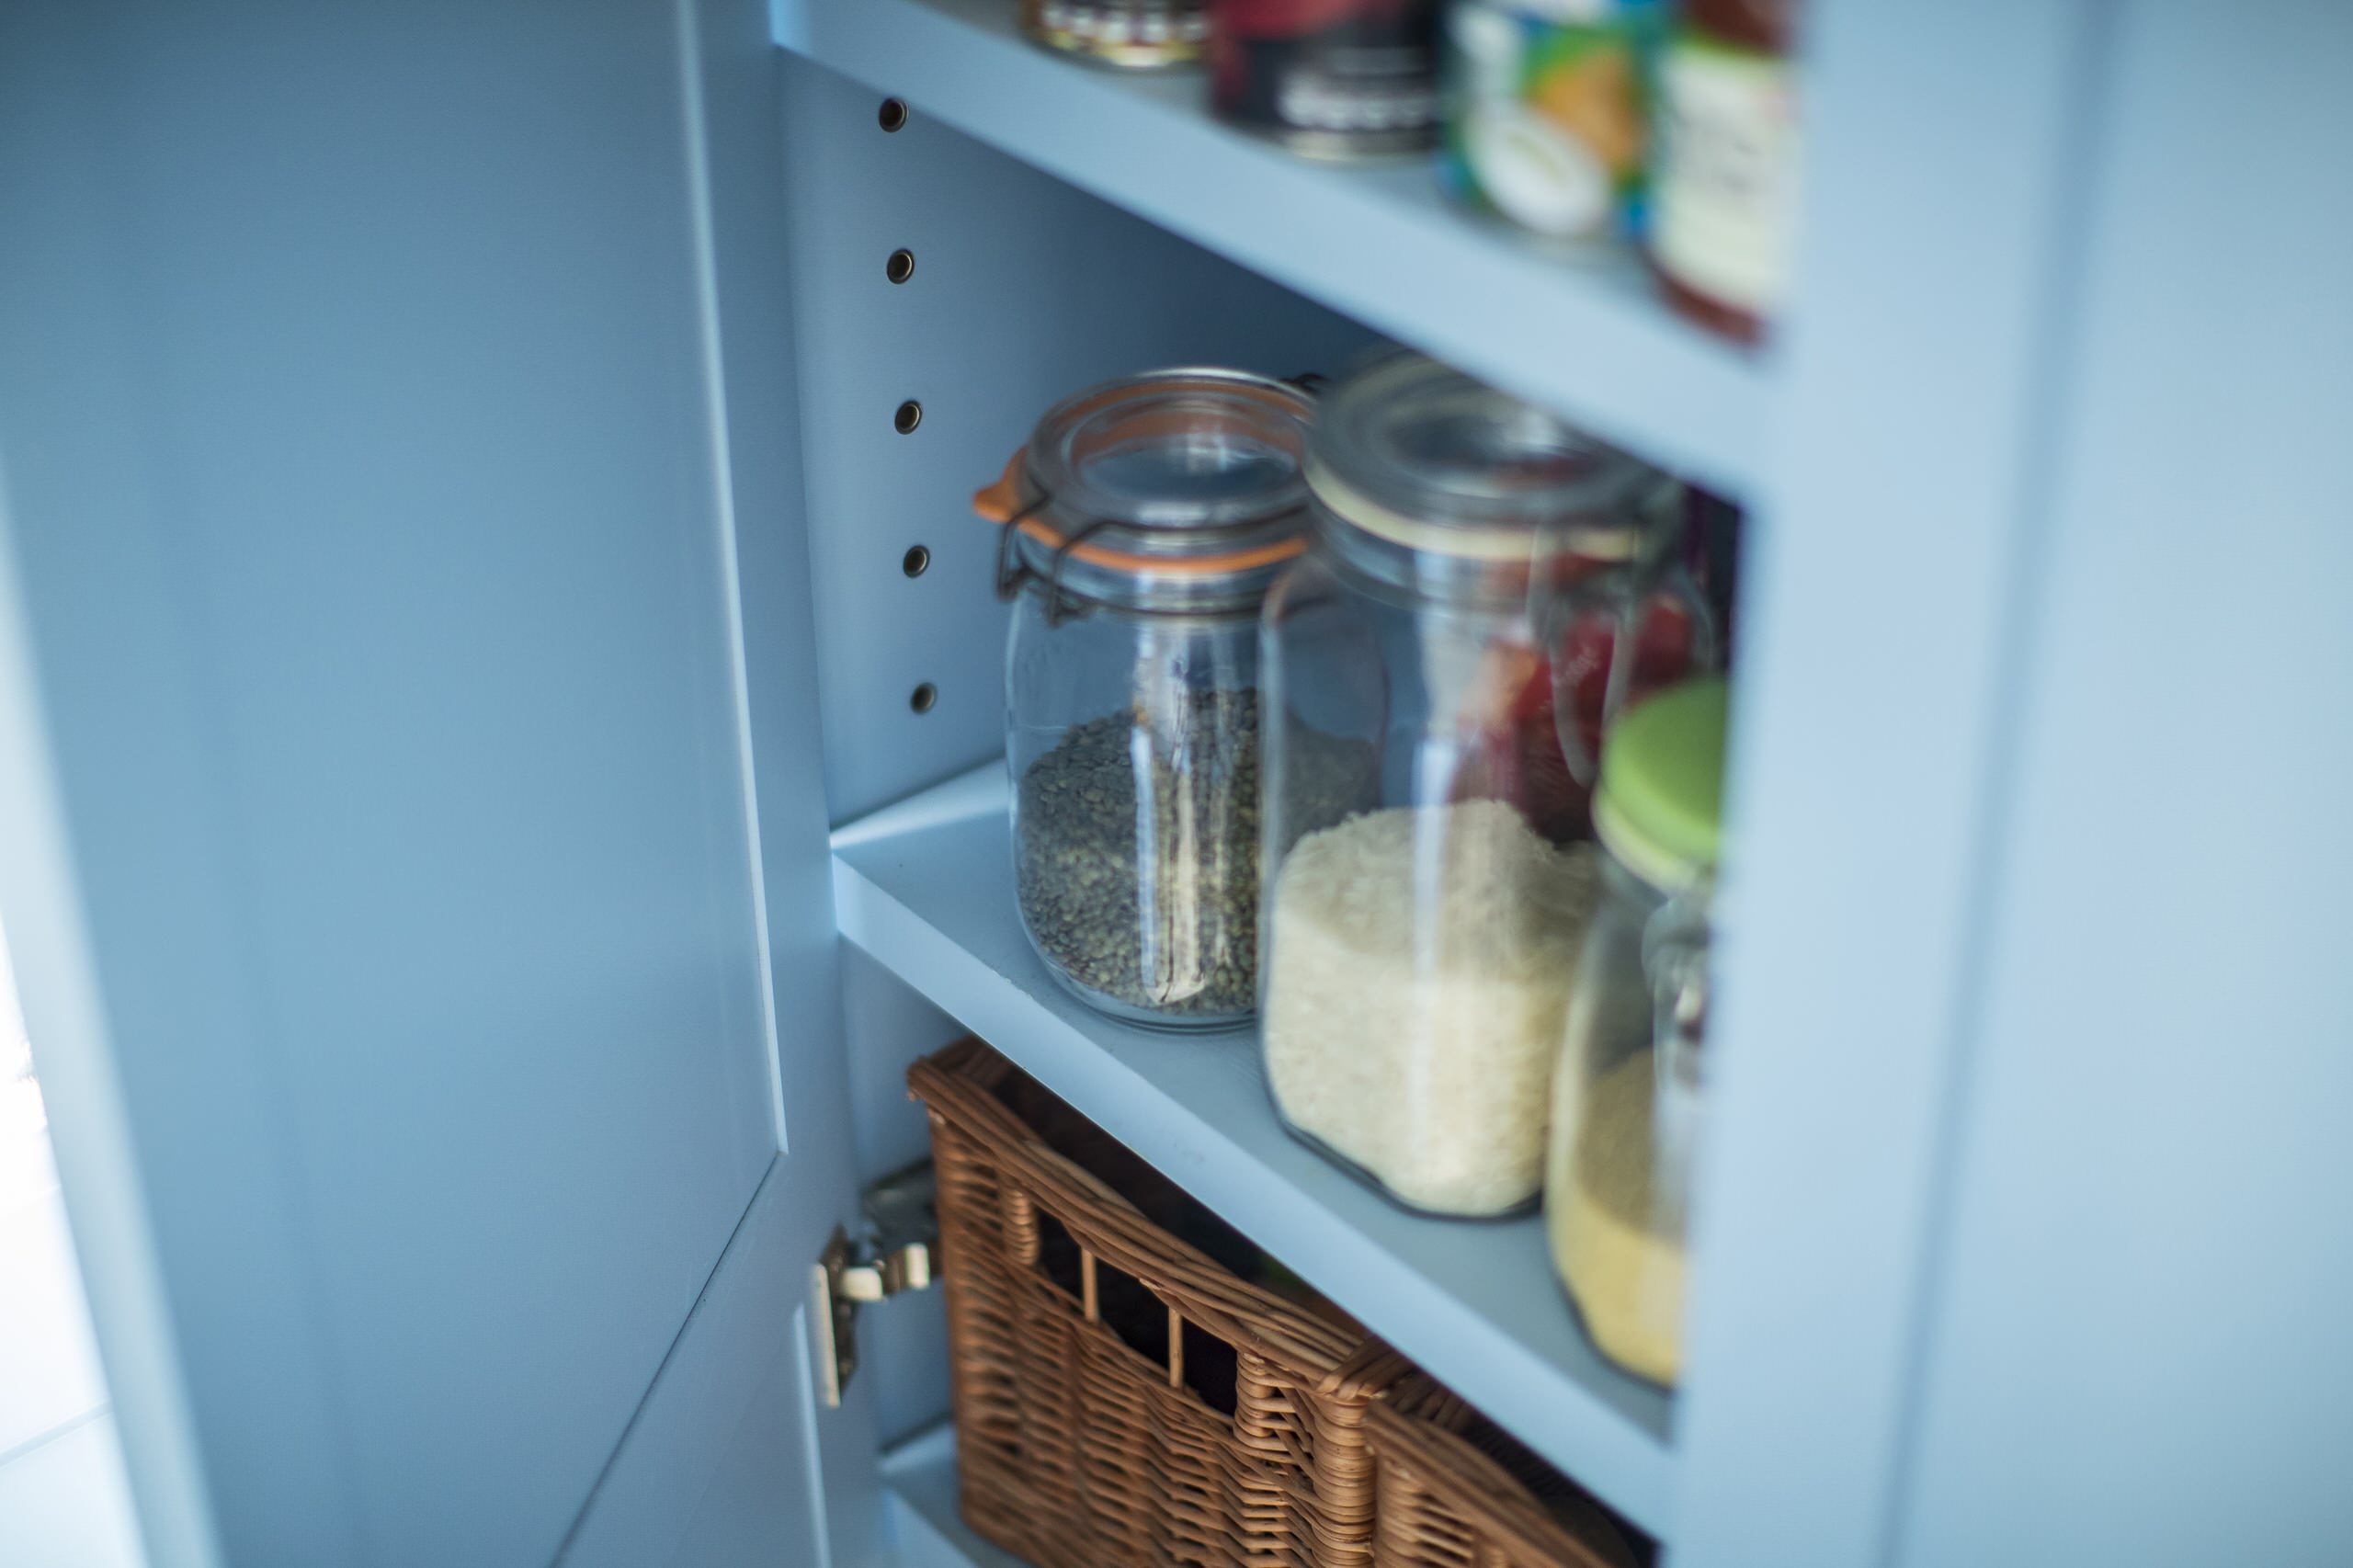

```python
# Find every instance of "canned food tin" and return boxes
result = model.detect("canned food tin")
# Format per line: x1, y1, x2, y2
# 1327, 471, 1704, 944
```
1023, 0, 1210, 69
1440, 0, 1657, 242
1209, 0, 1440, 160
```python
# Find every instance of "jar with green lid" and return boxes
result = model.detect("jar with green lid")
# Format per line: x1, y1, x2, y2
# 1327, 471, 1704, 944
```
1546, 676, 1728, 1385
1257, 352, 1711, 1219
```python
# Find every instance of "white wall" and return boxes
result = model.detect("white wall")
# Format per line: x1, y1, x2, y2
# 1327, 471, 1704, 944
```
0, 928, 145, 1568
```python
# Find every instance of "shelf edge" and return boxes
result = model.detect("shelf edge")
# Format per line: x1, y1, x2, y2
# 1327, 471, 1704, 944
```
775, 0, 1770, 497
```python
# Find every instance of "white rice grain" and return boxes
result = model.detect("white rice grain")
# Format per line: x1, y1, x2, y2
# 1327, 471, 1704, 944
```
1263, 801, 1597, 1216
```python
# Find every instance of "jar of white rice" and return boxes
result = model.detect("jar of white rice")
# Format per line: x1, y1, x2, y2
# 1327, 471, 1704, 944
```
1262, 801, 1597, 1215
1258, 352, 1677, 1217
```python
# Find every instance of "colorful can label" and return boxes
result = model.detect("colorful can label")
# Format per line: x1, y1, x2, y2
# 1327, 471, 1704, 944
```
1440, 0, 1657, 241
1210, 0, 1440, 159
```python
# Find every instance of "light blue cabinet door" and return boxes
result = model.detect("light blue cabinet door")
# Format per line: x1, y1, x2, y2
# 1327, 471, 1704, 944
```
0, 3, 847, 1566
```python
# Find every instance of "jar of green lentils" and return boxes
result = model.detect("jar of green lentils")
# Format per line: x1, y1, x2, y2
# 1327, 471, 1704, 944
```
977, 369, 1358, 1030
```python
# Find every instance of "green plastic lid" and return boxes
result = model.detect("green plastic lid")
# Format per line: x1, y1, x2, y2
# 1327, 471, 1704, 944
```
1592, 677, 1730, 889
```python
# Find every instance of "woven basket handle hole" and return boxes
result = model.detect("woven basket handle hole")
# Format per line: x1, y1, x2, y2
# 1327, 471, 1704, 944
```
1027, 1206, 1090, 1305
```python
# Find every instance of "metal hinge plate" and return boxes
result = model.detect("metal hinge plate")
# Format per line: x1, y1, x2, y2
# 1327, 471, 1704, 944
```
810, 1160, 938, 1408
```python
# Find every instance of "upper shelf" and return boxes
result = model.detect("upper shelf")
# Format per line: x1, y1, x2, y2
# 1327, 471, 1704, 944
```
773, 0, 1772, 498
832, 764, 1677, 1541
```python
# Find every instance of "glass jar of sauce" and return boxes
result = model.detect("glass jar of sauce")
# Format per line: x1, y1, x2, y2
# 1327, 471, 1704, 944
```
1024, 0, 1211, 70
1649, 0, 1801, 342
1209, 0, 1441, 160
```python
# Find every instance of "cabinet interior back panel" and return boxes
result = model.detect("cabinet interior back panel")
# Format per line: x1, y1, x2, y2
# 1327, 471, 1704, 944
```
779, 54, 1381, 824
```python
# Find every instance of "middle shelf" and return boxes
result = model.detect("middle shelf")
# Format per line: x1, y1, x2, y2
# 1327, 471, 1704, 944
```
831, 760, 1677, 1541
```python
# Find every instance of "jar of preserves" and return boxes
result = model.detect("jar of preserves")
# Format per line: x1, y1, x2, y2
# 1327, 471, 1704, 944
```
1649, 0, 1801, 341
1542, 484, 1718, 800
1547, 676, 1727, 1386
1209, 0, 1441, 160
1257, 353, 1711, 1216
977, 369, 1318, 1029
1023, 0, 1210, 69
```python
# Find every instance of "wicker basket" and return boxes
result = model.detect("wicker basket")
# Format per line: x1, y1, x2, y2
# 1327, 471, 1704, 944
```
909, 1038, 1639, 1568
1359, 1365, 1637, 1568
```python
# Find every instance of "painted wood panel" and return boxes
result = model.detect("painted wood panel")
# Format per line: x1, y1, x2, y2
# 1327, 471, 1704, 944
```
1894, 6, 2353, 1563
0, 1, 840, 1562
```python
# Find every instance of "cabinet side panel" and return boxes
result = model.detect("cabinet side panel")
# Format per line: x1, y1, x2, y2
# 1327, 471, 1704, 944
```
838, 948, 960, 1448
1670, 3, 2102, 1564
1894, 6, 2353, 1564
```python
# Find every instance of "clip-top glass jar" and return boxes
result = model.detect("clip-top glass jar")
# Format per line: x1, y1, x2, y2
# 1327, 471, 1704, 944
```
1547, 676, 1726, 1386
978, 369, 1318, 1029
1258, 353, 1712, 1217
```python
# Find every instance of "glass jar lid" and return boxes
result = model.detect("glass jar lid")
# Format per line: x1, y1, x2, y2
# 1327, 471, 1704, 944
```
1306, 353, 1666, 568
1594, 676, 1730, 891
975, 368, 1315, 615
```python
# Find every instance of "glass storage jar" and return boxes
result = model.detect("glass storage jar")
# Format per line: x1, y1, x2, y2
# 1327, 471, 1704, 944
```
1546, 676, 1727, 1386
1208, 0, 1441, 161
1023, 0, 1210, 68
1257, 353, 1711, 1217
979, 369, 1317, 1030
1649, 0, 1802, 342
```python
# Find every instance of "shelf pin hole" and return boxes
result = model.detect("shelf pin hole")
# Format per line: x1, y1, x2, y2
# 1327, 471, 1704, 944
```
879, 98, 909, 133
886, 249, 915, 285
910, 682, 938, 714
903, 545, 931, 578
894, 400, 924, 434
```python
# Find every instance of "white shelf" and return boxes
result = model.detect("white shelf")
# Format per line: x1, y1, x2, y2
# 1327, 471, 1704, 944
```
832, 764, 1677, 1540
774, 0, 1769, 498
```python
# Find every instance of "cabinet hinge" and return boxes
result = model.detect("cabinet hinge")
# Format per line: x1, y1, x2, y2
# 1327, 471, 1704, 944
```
810, 1160, 938, 1408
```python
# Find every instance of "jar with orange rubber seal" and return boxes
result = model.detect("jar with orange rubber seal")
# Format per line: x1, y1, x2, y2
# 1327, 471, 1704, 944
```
974, 368, 1336, 1029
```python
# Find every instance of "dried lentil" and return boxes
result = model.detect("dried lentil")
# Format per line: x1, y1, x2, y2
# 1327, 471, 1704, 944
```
1015, 691, 1264, 1022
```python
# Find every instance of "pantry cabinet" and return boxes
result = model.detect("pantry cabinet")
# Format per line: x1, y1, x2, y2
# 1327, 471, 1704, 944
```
0, 3, 2345, 1568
